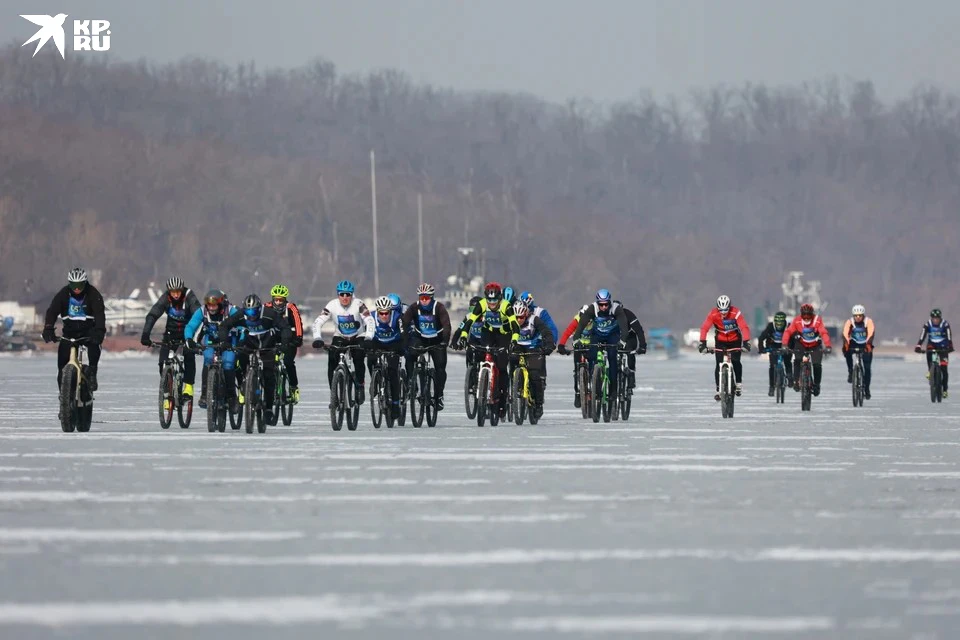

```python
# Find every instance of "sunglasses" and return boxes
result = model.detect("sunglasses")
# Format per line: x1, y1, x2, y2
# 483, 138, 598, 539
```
338, 292, 352, 298
377, 310, 392, 317
597, 301, 610, 307
243, 308, 259, 317
418, 295, 432, 302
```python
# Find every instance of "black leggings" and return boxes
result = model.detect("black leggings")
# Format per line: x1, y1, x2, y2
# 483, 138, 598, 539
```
405, 335, 448, 397
282, 345, 299, 388
367, 341, 405, 402
793, 347, 824, 387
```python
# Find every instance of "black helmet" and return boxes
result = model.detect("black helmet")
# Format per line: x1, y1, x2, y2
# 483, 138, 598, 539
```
204, 289, 225, 306
773, 311, 787, 329
242, 294, 262, 318
931, 308, 943, 319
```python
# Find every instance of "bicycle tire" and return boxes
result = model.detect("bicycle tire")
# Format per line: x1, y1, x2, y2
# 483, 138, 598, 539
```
410, 366, 425, 428
476, 368, 488, 427
775, 363, 785, 404
177, 367, 193, 429
578, 365, 591, 420
281, 369, 294, 425
330, 368, 345, 431
852, 364, 862, 407
591, 365, 602, 424
206, 366, 221, 433
383, 369, 396, 429
76, 402, 93, 432
59, 366, 77, 433
464, 365, 478, 419
512, 368, 525, 425
346, 373, 359, 431
158, 366, 174, 429
424, 369, 438, 427
244, 365, 258, 434
601, 371, 612, 423
370, 369, 384, 429
720, 367, 730, 419
398, 370, 408, 426
801, 364, 812, 411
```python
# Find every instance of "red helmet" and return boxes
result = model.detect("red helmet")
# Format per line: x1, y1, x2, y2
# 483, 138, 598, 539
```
800, 303, 815, 319
484, 282, 503, 302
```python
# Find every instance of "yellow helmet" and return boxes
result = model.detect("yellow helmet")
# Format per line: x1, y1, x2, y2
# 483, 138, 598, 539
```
270, 284, 289, 299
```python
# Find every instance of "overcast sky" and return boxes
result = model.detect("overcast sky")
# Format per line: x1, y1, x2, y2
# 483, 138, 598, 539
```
4, 0, 957, 104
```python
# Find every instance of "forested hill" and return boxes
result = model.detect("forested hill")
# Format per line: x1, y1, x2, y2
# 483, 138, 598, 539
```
1, 45, 957, 334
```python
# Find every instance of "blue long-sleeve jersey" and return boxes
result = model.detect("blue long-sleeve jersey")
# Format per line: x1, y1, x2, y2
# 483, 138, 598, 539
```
532, 305, 559, 342
185, 305, 241, 346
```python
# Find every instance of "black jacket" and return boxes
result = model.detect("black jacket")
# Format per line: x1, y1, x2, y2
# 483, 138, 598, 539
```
757, 322, 787, 352
572, 302, 629, 342
142, 289, 201, 339
621, 306, 647, 349
402, 300, 452, 341
44, 284, 106, 342
218, 305, 291, 350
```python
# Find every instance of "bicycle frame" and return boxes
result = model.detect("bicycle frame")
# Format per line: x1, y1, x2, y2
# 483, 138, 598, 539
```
706, 346, 741, 419
61, 338, 90, 406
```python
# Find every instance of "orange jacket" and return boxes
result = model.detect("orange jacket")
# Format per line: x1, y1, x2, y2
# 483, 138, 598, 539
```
842, 317, 875, 349
700, 306, 750, 344
782, 315, 832, 349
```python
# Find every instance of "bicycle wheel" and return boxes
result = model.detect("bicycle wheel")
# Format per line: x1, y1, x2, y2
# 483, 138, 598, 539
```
346, 374, 359, 431
932, 364, 943, 403
59, 366, 77, 433
229, 375, 243, 430
801, 364, 812, 411
383, 370, 396, 429
398, 370, 408, 426
411, 367, 425, 428
244, 367, 259, 434
720, 368, 730, 419
512, 368, 526, 425
158, 366, 174, 429
726, 371, 735, 418
424, 369, 438, 427
206, 367, 221, 433
578, 365, 591, 420
464, 365, 478, 419
591, 366, 602, 424
281, 370, 294, 425
177, 371, 193, 429
611, 374, 621, 422
775, 364, 785, 404
852, 364, 862, 407
476, 368, 488, 427
330, 368, 346, 431
601, 373, 612, 423
370, 369, 384, 429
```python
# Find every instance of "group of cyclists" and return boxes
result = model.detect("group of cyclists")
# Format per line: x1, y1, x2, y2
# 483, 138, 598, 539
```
40, 267, 954, 424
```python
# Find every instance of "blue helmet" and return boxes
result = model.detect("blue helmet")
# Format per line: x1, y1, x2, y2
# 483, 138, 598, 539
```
596, 289, 612, 303
519, 291, 534, 307
387, 293, 402, 310
336, 280, 355, 295
504, 287, 515, 303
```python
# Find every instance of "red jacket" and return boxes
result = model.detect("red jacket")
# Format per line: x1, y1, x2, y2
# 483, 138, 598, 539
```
782, 315, 832, 349
700, 306, 750, 344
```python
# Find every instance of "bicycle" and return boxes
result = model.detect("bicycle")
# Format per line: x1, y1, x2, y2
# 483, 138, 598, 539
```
237, 345, 281, 434
319, 343, 363, 431
929, 348, 950, 403
203, 343, 230, 433
152, 340, 193, 430
474, 345, 507, 427
271, 351, 295, 426
848, 345, 866, 408
55, 336, 94, 433
705, 346, 742, 419
409, 344, 445, 428
563, 344, 593, 420
589, 343, 618, 423
463, 343, 480, 420
510, 347, 547, 425
369, 348, 400, 429
614, 349, 633, 421
766, 348, 789, 405
792, 346, 822, 412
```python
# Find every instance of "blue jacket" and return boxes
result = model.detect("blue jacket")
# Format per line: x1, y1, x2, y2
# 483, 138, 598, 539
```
185, 305, 240, 346
532, 305, 559, 342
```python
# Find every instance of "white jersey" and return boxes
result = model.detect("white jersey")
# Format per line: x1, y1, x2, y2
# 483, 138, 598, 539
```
312, 298, 374, 339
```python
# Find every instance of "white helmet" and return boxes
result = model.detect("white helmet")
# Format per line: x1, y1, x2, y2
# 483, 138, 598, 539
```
416, 283, 435, 296
716, 295, 731, 312
67, 267, 87, 283
513, 300, 529, 318
374, 295, 393, 312
852, 304, 866, 316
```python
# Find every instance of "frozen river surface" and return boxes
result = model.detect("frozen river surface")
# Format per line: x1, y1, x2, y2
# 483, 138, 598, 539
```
0, 353, 959, 638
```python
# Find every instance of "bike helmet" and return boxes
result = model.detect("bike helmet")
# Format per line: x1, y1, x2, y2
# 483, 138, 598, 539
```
513, 300, 529, 319
387, 293, 402, 309
519, 291, 534, 307
67, 267, 88, 284
931, 308, 943, 319
717, 295, 731, 312
166, 276, 185, 292
375, 295, 393, 312
852, 304, 866, 316
596, 289, 612, 303
204, 289, 225, 306
243, 294, 262, 318
484, 282, 502, 303
416, 283, 435, 297
773, 311, 787, 330
336, 280, 355, 295
504, 287, 515, 303
800, 303, 815, 319
270, 284, 289, 299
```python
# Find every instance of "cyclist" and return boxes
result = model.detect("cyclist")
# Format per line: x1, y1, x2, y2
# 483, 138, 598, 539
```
511, 300, 556, 416
265, 284, 304, 404
757, 311, 792, 396
781, 303, 832, 396
454, 282, 520, 417
218, 294, 291, 423
452, 295, 484, 394
311, 280, 374, 404
42, 267, 106, 392
518, 291, 558, 341
184, 289, 240, 410
699, 295, 751, 400
140, 277, 201, 401
387, 293, 408, 315
557, 303, 592, 407
569, 289, 630, 401
366, 295, 406, 419
916, 308, 954, 398
402, 283, 452, 410
615, 301, 647, 391
842, 304, 876, 399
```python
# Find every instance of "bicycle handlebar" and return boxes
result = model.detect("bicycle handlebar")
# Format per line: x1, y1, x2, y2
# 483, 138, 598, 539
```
705, 347, 743, 354
53, 336, 91, 344
408, 344, 448, 353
